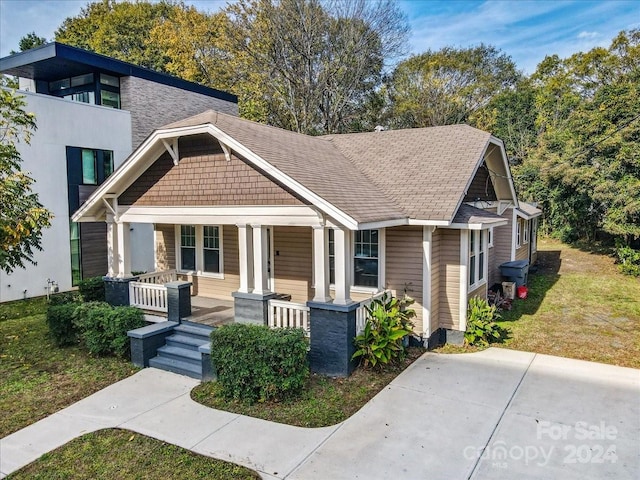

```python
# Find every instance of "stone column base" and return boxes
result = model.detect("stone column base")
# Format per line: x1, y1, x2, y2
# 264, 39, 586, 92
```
232, 291, 277, 326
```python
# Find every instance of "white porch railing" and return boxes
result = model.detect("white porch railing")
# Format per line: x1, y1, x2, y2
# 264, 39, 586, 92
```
129, 282, 168, 313
136, 269, 177, 284
268, 299, 311, 337
355, 290, 389, 335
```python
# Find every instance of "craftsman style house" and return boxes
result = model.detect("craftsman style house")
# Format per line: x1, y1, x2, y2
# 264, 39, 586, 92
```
72, 110, 541, 357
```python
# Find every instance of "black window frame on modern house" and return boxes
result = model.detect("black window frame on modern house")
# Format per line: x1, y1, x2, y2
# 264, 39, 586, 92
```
66, 146, 116, 286
48, 71, 122, 109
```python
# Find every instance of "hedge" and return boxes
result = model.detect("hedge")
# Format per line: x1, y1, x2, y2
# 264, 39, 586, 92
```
78, 276, 105, 302
209, 324, 309, 404
47, 303, 80, 346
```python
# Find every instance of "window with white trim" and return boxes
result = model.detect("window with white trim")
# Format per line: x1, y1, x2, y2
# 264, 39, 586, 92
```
516, 219, 522, 247
180, 225, 196, 271
177, 225, 223, 277
469, 230, 487, 289
531, 218, 538, 252
523, 219, 529, 244
488, 226, 494, 248
354, 229, 379, 288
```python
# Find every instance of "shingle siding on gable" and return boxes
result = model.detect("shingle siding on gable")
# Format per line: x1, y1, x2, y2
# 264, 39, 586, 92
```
120, 76, 238, 148
463, 164, 497, 202
119, 135, 305, 207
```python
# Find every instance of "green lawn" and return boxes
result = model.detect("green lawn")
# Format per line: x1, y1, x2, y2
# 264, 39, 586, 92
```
192, 347, 424, 427
7, 429, 259, 479
0, 297, 137, 438
495, 238, 640, 368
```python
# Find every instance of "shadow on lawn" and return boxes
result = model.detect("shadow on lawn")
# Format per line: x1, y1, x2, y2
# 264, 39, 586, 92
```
499, 250, 561, 323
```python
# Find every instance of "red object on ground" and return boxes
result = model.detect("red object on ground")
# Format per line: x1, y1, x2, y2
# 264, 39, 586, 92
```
517, 286, 528, 299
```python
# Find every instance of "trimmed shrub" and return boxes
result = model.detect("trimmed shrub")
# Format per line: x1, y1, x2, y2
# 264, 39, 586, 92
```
74, 302, 145, 357
48, 291, 81, 306
209, 324, 309, 404
78, 276, 105, 302
46, 303, 80, 346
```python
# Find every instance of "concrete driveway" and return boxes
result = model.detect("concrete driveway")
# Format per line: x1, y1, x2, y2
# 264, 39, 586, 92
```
2, 348, 639, 479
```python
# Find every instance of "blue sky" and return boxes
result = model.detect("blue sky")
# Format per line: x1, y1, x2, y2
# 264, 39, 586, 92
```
1, 0, 638, 73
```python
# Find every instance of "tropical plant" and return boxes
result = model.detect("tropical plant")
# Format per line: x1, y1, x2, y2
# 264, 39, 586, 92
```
352, 293, 415, 368
464, 296, 508, 347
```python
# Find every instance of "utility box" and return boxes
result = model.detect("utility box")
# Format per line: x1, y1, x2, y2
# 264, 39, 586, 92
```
500, 260, 529, 286
502, 281, 516, 300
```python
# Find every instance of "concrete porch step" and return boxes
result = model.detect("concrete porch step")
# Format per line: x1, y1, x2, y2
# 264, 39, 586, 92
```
165, 334, 208, 351
174, 322, 214, 340
156, 345, 201, 365
149, 356, 201, 379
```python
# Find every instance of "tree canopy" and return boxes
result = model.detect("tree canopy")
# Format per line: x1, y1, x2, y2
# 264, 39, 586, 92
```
0, 89, 53, 273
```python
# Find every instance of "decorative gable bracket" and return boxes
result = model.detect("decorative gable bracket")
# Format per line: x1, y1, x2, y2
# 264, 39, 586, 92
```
220, 141, 232, 162
162, 138, 180, 166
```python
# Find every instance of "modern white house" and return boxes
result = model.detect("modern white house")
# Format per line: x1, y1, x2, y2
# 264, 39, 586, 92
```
0, 43, 238, 302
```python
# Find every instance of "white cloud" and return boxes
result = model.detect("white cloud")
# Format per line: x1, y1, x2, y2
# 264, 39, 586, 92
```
577, 31, 600, 39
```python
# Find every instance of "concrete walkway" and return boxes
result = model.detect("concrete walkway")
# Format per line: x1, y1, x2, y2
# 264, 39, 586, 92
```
1, 348, 639, 479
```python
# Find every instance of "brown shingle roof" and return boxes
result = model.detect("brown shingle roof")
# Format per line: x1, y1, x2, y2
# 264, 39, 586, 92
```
164, 112, 493, 224
453, 204, 507, 225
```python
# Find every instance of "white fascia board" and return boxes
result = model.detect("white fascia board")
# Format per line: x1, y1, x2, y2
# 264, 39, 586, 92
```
446, 219, 509, 230
515, 208, 543, 220
203, 125, 359, 230
117, 205, 323, 227
407, 219, 451, 227
357, 218, 408, 230
489, 136, 519, 205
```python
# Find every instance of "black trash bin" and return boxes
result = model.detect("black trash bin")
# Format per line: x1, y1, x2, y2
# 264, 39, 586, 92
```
499, 260, 529, 286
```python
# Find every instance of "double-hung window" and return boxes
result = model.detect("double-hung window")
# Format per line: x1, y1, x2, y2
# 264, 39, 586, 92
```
327, 228, 381, 289
523, 219, 529, 244
178, 225, 223, 276
469, 230, 487, 289
354, 229, 379, 288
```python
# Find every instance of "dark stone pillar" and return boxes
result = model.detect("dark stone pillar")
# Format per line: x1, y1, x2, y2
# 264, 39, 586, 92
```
199, 343, 216, 382
232, 291, 277, 325
166, 281, 192, 323
128, 321, 178, 367
103, 276, 138, 306
307, 300, 359, 377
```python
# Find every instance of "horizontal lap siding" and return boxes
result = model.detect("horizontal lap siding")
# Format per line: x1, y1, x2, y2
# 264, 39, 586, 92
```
430, 229, 440, 335
182, 226, 240, 300
468, 283, 487, 301
273, 226, 313, 303
438, 229, 461, 330
385, 226, 424, 334
489, 209, 513, 287
516, 243, 529, 261
155, 224, 175, 271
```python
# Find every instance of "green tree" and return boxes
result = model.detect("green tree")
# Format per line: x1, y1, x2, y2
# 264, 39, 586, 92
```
0, 89, 53, 273
385, 44, 521, 129
9, 32, 47, 54
519, 29, 640, 243
226, 0, 408, 133
55, 0, 175, 72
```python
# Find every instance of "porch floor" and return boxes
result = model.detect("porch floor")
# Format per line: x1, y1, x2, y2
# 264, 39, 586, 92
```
143, 296, 235, 327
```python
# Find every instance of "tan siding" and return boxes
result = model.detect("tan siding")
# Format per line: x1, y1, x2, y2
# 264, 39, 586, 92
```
178, 226, 240, 300
516, 243, 529, 261
385, 226, 424, 334
468, 283, 487, 301
430, 228, 441, 335
119, 134, 305, 207
350, 291, 373, 302
531, 250, 538, 265
155, 224, 175, 270
438, 229, 461, 330
489, 208, 513, 286
273, 226, 313, 303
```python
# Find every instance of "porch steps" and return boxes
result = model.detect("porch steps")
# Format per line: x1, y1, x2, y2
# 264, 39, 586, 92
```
148, 322, 214, 380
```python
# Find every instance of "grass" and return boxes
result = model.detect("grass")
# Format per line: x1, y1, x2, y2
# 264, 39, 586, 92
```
436, 238, 640, 368
7, 429, 259, 479
0, 296, 137, 438
192, 347, 424, 427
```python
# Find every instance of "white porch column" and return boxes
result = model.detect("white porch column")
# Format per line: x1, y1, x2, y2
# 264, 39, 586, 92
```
237, 224, 254, 293
422, 226, 434, 338
459, 230, 469, 331
252, 225, 270, 295
106, 214, 118, 277
312, 226, 331, 302
116, 221, 132, 278
333, 227, 351, 305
